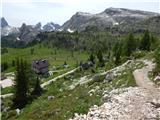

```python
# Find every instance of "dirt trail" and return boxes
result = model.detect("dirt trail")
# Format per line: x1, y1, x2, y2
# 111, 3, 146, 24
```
133, 60, 158, 90
41, 67, 79, 88
1, 67, 79, 98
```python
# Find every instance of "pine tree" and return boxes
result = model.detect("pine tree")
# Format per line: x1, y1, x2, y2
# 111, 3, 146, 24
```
113, 42, 122, 65
30, 48, 34, 55
1, 62, 8, 72
31, 77, 43, 96
64, 61, 67, 65
12, 58, 29, 109
12, 60, 15, 67
150, 35, 158, 51
89, 53, 95, 64
140, 30, 151, 51
124, 33, 136, 57
97, 50, 104, 67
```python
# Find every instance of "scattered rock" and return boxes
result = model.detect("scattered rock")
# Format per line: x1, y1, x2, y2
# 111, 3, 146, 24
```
48, 96, 55, 100
154, 76, 160, 82
59, 88, 63, 92
15, 108, 21, 115
70, 87, 160, 120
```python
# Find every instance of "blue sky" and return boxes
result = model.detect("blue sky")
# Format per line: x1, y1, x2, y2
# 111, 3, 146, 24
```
2, 0, 160, 27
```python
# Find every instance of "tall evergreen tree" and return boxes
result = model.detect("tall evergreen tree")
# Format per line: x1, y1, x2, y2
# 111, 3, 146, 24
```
124, 33, 136, 57
140, 30, 151, 51
12, 60, 15, 67
150, 35, 158, 51
113, 42, 122, 65
1, 62, 8, 72
31, 77, 43, 96
30, 48, 34, 55
97, 50, 104, 67
12, 58, 29, 109
89, 53, 95, 64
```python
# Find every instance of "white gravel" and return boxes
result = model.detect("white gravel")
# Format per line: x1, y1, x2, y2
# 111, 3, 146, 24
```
70, 87, 160, 120
0, 77, 14, 88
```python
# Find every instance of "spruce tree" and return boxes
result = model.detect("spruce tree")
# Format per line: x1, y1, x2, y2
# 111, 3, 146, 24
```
89, 53, 95, 64
12, 60, 15, 67
97, 50, 104, 67
150, 35, 158, 51
30, 48, 34, 55
12, 58, 29, 109
140, 30, 151, 51
113, 42, 122, 65
31, 77, 43, 96
125, 33, 136, 57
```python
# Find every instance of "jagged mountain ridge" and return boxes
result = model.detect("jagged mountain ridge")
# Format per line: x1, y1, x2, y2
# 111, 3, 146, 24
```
62, 7, 160, 31
1, 18, 61, 35
1, 17, 19, 36
18, 22, 61, 42
1, 18, 61, 42
1, 17, 9, 28
43, 22, 61, 32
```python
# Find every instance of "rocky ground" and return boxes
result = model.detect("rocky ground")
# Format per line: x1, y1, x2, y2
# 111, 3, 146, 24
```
70, 87, 160, 120
70, 60, 160, 120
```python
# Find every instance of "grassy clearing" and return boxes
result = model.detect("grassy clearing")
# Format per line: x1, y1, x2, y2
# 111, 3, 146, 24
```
1, 44, 89, 73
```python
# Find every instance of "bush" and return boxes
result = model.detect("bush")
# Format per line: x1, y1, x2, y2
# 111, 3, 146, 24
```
132, 51, 146, 59
154, 47, 160, 75
2, 110, 17, 120
88, 74, 105, 86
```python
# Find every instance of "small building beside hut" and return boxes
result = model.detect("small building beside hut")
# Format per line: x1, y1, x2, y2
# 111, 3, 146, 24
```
32, 59, 49, 75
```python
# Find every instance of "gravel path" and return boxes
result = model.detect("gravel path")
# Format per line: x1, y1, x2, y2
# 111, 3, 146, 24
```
41, 67, 79, 88
0, 93, 14, 99
1, 67, 79, 98
0, 78, 14, 88
133, 60, 157, 90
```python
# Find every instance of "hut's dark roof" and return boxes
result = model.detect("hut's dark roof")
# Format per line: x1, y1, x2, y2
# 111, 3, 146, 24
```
32, 60, 49, 69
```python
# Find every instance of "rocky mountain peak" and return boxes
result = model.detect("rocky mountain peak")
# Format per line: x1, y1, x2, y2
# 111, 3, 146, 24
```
21, 23, 27, 28
43, 22, 60, 32
75, 12, 92, 16
1, 17, 19, 36
103, 7, 123, 15
35, 22, 42, 30
1, 17, 9, 28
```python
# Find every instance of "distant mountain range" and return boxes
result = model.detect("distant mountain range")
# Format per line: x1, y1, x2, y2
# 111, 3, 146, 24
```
1, 7, 160, 43
1, 17, 61, 43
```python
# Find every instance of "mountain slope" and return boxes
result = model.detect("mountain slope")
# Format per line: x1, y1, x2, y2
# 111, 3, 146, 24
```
62, 7, 159, 31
